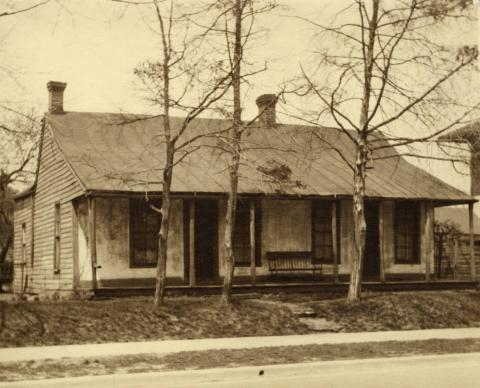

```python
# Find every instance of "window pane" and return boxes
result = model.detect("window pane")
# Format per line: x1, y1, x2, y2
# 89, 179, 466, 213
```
395, 202, 419, 263
312, 201, 334, 262
54, 203, 61, 271
233, 202, 262, 267
130, 198, 161, 267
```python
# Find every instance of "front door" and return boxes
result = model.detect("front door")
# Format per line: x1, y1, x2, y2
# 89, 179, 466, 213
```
194, 199, 219, 282
363, 202, 380, 279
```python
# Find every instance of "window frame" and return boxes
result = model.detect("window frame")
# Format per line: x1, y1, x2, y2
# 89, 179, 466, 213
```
233, 200, 262, 267
311, 200, 340, 264
53, 202, 61, 273
394, 201, 420, 264
21, 222, 27, 264
129, 198, 162, 268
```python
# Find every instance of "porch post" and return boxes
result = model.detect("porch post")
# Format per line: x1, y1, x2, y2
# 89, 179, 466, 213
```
30, 194, 35, 267
469, 202, 476, 281
453, 237, 458, 280
423, 202, 434, 282
378, 202, 385, 283
72, 205, 79, 290
249, 201, 256, 286
88, 196, 98, 291
189, 200, 195, 286
331, 201, 339, 283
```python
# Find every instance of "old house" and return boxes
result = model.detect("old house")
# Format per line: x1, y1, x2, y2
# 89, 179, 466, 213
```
434, 121, 480, 282
12, 82, 478, 297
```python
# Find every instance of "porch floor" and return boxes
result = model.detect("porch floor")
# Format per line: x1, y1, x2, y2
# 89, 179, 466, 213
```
94, 279, 478, 298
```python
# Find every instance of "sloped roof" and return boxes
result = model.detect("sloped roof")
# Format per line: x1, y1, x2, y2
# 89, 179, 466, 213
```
439, 119, 480, 145
45, 112, 472, 202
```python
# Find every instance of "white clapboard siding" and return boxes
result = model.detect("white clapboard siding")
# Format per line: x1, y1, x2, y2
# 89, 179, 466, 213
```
12, 195, 33, 293
29, 125, 84, 295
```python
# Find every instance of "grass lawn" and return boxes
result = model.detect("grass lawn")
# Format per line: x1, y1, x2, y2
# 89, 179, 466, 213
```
2, 338, 480, 382
0, 295, 309, 347
0, 290, 480, 347
276, 289, 480, 332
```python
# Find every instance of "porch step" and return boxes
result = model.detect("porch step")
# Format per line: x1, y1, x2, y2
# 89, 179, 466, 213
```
298, 317, 342, 332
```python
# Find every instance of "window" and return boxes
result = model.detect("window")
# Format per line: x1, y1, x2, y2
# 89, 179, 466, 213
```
53, 203, 61, 273
394, 202, 419, 264
233, 201, 262, 267
312, 201, 340, 263
21, 223, 26, 263
130, 198, 161, 268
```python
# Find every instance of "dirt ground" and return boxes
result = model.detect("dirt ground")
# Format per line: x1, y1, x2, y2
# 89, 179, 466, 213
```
1, 290, 480, 347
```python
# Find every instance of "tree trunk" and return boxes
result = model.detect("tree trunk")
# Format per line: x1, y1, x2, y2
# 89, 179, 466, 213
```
221, 0, 243, 305
221, 152, 240, 305
153, 0, 172, 307
347, 0, 379, 302
347, 142, 367, 302
154, 147, 174, 306
0, 233, 12, 263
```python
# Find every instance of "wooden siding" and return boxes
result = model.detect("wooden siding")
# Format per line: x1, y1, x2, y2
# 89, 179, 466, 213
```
29, 126, 84, 295
222, 199, 314, 277
12, 195, 33, 293
59, 194, 443, 288
262, 200, 311, 253
221, 199, 356, 277
454, 239, 480, 280
75, 196, 184, 285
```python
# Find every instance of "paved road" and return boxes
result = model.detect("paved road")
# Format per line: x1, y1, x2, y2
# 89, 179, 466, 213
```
5, 352, 480, 388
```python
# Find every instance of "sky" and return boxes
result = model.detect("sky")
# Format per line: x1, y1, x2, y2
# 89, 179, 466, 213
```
2, 0, 328, 114
1, 0, 479, 194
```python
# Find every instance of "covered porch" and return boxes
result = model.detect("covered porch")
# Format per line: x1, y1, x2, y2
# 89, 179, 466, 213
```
74, 193, 478, 294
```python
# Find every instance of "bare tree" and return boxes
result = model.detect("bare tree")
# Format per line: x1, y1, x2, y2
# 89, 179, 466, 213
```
296, 0, 478, 302
220, 0, 244, 305
114, 0, 243, 306
1, 1, 53, 82
194, 0, 276, 305
0, 2, 52, 265
1, 1, 50, 18
0, 107, 39, 264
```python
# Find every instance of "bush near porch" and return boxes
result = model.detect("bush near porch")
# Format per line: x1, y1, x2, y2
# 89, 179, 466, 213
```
1, 290, 480, 348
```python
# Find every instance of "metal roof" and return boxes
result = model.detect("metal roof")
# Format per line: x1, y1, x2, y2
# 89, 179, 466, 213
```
45, 112, 472, 203
439, 119, 480, 144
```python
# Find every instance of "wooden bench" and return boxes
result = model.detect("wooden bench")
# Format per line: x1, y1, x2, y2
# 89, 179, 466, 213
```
266, 251, 322, 276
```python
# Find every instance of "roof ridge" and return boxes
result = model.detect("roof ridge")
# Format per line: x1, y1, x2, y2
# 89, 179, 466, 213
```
45, 111, 351, 130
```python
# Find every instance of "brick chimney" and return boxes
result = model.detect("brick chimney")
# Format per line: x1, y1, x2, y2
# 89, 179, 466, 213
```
256, 94, 277, 127
47, 81, 67, 114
